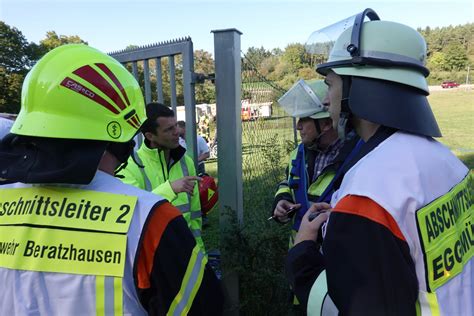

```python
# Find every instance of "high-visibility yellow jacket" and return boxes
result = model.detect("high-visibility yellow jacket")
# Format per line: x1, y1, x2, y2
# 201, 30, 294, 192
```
118, 143, 205, 251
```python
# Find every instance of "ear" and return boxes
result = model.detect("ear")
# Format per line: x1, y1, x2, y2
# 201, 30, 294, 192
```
320, 118, 333, 132
144, 131, 155, 142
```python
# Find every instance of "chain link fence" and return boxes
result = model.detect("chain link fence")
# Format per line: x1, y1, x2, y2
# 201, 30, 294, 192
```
226, 54, 300, 315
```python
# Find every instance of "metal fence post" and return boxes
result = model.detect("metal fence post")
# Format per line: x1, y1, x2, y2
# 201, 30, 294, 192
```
143, 59, 151, 103
182, 40, 198, 169
168, 55, 177, 113
212, 28, 243, 315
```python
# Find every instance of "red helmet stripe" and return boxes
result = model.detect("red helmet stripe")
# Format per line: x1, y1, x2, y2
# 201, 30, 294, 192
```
73, 65, 127, 110
95, 63, 131, 107
135, 114, 141, 124
60, 77, 119, 114
131, 115, 139, 127
127, 119, 139, 129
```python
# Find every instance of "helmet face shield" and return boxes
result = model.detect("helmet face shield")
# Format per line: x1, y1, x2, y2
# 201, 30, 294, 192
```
305, 14, 357, 64
308, 8, 440, 137
308, 8, 430, 93
306, 9, 379, 57
277, 80, 330, 119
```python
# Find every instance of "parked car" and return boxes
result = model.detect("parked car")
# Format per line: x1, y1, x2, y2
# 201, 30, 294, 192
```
441, 81, 460, 88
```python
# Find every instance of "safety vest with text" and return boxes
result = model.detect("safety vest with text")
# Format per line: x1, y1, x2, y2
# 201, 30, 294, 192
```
326, 131, 473, 316
0, 171, 207, 315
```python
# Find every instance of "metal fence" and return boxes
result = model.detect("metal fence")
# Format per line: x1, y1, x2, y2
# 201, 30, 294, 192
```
109, 38, 199, 166
241, 55, 297, 219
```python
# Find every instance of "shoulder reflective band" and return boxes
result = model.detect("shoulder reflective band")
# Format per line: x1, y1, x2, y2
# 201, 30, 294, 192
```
0, 187, 137, 277
416, 173, 474, 291
134, 153, 152, 192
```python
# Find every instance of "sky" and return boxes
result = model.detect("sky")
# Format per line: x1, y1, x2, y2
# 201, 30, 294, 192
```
1, 0, 473, 55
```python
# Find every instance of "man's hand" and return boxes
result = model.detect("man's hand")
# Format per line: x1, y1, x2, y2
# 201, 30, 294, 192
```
272, 200, 301, 223
294, 203, 331, 245
171, 176, 202, 194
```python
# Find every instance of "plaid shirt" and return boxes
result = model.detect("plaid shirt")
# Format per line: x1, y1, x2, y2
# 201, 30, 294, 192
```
311, 138, 344, 182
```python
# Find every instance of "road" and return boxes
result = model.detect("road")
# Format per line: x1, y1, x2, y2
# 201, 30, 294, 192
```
429, 84, 473, 92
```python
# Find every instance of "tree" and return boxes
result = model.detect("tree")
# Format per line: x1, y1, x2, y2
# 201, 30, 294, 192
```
0, 68, 24, 113
39, 31, 88, 53
0, 21, 36, 72
0, 22, 40, 113
244, 46, 271, 68
443, 42, 469, 71
298, 67, 317, 80
281, 43, 309, 73
428, 52, 449, 71
259, 55, 279, 77
193, 49, 215, 104
271, 48, 283, 57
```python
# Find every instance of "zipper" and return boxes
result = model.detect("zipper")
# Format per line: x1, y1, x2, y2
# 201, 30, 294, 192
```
158, 150, 168, 181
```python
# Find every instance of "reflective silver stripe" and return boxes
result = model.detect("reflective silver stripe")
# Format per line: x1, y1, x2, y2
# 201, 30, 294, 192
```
190, 211, 202, 220
179, 159, 193, 206
134, 153, 152, 192
104, 276, 115, 316
173, 250, 205, 315
177, 204, 191, 213
191, 229, 201, 238
180, 159, 189, 177
307, 270, 338, 316
417, 291, 440, 316
277, 180, 289, 190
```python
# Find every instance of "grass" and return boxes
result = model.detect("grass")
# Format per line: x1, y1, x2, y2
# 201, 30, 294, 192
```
201, 88, 473, 314
428, 88, 474, 168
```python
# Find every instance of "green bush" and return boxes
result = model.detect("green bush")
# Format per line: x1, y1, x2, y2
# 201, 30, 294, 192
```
220, 134, 298, 315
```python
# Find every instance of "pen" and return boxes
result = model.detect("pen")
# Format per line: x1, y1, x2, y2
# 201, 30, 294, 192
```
267, 206, 297, 221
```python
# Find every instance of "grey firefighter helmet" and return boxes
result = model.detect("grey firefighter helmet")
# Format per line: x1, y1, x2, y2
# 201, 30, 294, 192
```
310, 8, 441, 137
277, 79, 330, 120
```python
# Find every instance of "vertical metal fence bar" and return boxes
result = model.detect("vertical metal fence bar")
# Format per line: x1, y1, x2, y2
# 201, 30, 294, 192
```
292, 117, 298, 144
168, 55, 177, 113
155, 57, 164, 103
182, 41, 198, 169
213, 28, 243, 316
110, 40, 197, 163
143, 59, 151, 104
131, 61, 139, 81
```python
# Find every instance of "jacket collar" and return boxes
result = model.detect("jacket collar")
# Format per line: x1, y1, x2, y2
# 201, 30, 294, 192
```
138, 141, 187, 163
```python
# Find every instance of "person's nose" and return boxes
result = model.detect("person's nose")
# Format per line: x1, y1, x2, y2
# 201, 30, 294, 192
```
322, 94, 330, 107
296, 120, 303, 130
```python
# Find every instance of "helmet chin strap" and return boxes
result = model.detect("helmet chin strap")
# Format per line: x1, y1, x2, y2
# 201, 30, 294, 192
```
336, 76, 353, 141
337, 111, 350, 141
308, 128, 330, 152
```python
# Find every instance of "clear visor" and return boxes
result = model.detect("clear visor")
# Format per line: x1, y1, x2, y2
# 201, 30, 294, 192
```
305, 14, 357, 63
277, 80, 326, 118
